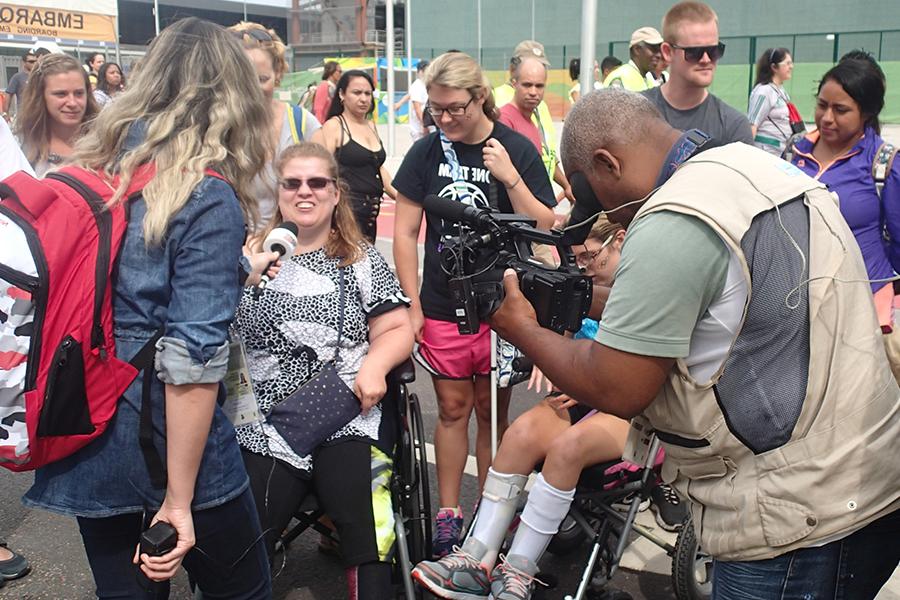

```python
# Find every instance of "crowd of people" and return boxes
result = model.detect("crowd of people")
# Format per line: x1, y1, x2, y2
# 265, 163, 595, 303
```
0, 1, 899, 599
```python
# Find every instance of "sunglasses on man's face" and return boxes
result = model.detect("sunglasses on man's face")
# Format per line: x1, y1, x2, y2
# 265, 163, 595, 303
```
671, 42, 726, 63
280, 177, 335, 191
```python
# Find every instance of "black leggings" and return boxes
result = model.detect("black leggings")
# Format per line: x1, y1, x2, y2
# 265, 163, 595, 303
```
76, 488, 270, 599
242, 441, 394, 599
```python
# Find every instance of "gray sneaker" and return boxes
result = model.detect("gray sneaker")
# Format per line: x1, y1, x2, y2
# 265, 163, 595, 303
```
489, 554, 546, 600
412, 538, 491, 599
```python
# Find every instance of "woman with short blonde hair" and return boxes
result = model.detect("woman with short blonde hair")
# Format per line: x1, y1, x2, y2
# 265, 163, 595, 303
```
392, 51, 556, 557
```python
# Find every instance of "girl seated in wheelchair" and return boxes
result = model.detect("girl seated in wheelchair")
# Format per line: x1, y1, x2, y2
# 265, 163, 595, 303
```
413, 216, 630, 600
236, 142, 414, 599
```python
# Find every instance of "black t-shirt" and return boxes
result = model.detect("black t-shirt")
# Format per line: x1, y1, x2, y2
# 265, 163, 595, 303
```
393, 121, 555, 321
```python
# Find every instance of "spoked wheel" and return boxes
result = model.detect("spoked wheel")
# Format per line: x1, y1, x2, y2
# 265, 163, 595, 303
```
404, 391, 433, 562
672, 516, 712, 600
393, 389, 432, 599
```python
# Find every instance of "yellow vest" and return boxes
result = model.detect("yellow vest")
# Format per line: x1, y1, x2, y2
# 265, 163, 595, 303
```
635, 143, 900, 560
602, 61, 652, 92
493, 83, 557, 178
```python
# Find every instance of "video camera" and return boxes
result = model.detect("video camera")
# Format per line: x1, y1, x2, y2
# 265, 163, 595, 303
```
424, 195, 592, 336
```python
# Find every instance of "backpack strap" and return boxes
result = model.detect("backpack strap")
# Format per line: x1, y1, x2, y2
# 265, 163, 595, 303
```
287, 103, 302, 143
129, 329, 167, 489
873, 142, 898, 199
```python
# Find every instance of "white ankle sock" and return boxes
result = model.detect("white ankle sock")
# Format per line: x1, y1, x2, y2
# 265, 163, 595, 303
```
508, 473, 575, 564
469, 467, 527, 569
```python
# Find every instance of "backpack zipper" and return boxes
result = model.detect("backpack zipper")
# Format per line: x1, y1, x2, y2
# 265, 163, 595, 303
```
0, 206, 49, 390
47, 173, 113, 357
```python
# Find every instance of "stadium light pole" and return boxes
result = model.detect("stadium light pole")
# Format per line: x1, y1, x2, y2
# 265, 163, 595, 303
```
406, 0, 413, 89
477, 0, 481, 62
531, 0, 535, 40
579, 0, 597, 96
386, 0, 396, 156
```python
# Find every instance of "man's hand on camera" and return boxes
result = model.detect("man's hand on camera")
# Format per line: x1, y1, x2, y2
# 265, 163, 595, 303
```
488, 269, 538, 344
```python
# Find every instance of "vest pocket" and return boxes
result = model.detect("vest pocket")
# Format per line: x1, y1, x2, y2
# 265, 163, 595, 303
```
758, 496, 817, 548
37, 336, 94, 437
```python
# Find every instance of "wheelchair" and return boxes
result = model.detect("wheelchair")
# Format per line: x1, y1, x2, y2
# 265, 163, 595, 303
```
545, 433, 712, 600
277, 358, 433, 598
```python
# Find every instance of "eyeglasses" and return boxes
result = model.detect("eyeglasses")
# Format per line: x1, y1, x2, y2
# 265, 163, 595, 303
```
575, 234, 615, 269
671, 42, 726, 63
230, 28, 274, 44
279, 177, 335, 191
426, 96, 475, 118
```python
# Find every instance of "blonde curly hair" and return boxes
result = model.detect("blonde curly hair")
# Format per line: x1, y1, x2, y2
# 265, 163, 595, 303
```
71, 17, 272, 245
227, 21, 288, 84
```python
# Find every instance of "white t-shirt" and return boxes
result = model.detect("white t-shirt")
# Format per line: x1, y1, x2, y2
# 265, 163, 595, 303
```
408, 78, 428, 140
0, 118, 34, 178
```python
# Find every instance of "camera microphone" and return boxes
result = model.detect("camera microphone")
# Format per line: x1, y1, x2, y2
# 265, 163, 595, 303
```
256, 221, 298, 296
423, 194, 494, 230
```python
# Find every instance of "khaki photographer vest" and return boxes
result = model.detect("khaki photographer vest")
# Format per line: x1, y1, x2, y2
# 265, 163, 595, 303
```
634, 143, 900, 561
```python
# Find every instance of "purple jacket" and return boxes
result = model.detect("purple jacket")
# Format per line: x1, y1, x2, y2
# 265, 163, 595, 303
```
792, 128, 900, 292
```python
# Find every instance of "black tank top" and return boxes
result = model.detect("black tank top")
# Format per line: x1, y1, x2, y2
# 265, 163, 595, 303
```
335, 115, 386, 198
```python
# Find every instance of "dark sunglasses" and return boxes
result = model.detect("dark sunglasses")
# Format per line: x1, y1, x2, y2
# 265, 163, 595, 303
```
671, 42, 726, 63
230, 29, 274, 44
280, 177, 335, 191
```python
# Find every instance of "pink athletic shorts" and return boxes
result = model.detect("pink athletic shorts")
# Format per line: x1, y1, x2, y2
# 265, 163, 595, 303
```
414, 317, 491, 379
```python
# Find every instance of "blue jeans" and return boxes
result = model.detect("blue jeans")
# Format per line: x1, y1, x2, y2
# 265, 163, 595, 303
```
712, 508, 900, 599
76, 488, 271, 600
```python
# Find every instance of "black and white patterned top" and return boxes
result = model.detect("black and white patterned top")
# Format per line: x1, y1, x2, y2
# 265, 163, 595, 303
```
234, 245, 409, 472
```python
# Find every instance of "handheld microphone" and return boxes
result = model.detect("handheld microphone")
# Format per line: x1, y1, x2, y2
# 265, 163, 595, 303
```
423, 194, 494, 230
256, 221, 298, 296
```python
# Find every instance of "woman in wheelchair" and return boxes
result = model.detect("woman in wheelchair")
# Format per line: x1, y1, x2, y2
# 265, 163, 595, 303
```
413, 217, 631, 599
236, 142, 414, 599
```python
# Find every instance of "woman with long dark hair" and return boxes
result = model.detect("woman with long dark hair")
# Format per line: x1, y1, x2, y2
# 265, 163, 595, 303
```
23, 18, 273, 598
747, 47, 795, 155
789, 52, 900, 381
92, 62, 125, 108
311, 69, 396, 242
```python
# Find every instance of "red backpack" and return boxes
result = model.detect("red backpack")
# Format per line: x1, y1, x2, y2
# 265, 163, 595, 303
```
0, 164, 224, 484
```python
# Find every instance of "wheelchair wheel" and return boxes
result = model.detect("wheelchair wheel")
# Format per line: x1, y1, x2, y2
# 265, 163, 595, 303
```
405, 391, 432, 561
547, 512, 587, 556
671, 516, 712, 600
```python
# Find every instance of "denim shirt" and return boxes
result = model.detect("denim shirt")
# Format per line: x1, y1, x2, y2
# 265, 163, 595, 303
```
24, 175, 250, 518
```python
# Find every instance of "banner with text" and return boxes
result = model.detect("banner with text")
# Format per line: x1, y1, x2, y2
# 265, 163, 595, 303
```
0, 3, 116, 43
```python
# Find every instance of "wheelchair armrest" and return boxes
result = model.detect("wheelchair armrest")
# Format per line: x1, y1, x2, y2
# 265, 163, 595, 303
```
388, 358, 416, 385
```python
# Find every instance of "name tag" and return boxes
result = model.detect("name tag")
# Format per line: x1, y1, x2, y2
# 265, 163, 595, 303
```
222, 332, 262, 426
622, 415, 654, 466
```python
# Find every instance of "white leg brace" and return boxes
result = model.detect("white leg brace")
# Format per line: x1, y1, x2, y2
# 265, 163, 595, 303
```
468, 467, 527, 569
508, 472, 575, 564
